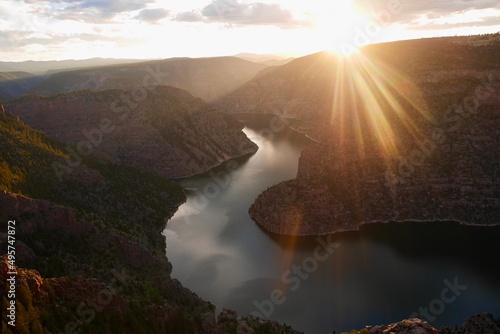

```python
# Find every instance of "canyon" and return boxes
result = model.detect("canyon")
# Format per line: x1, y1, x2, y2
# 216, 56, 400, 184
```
1, 34, 499, 333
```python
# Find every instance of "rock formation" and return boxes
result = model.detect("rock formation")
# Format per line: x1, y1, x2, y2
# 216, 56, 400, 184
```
345, 313, 500, 334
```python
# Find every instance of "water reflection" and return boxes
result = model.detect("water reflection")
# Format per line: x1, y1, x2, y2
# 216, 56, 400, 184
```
164, 114, 500, 333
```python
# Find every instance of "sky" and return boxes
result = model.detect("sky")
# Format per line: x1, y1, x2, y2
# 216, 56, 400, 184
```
1, 0, 499, 62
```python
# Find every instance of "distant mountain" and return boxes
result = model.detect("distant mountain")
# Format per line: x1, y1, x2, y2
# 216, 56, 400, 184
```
0, 58, 148, 75
235, 53, 294, 66
0, 58, 151, 100
0, 71, 35, 82
220, 35, 500, 235
262, 58, 295, 66
29, 56, 268, 102
5, 86, 258, 179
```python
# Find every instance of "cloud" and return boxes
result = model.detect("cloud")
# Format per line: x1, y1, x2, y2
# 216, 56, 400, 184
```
175, 11, 205, 23
3, 0, 500, 61
413, 10, 500, 31
51, 0, 157, 23
355, 0, 500, 28
134, 8, 169, 24
0, 29, 119, 49
0, 30, 32, 51
176, 0, 303, 27
400, 1, 500, 31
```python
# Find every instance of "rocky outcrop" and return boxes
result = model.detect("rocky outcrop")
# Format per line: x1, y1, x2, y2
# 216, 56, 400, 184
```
347, 313, 500, 334
362, 318, 439, 334
244, 35, 500, 236
5, 86, 257, 179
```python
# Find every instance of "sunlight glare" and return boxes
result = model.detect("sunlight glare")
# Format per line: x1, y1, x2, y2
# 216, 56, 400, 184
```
312, 0, 369, 54
328, 52, 430, 171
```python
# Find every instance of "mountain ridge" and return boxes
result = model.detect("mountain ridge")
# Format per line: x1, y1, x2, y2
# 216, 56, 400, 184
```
26, 56, 268, 103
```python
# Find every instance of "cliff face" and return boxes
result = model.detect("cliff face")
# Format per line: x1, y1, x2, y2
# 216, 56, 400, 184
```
5, 86, 257, 179
233, 35, 500, 235
28, 57, 268, 102
0, 191, 219, 333
0, 191, 171, 274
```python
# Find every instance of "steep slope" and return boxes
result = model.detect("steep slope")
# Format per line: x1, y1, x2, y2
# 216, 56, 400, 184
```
0, 108, 298, 334
30, 56, 268, 102
220, 35, 500, 235
5, 86, 257, 179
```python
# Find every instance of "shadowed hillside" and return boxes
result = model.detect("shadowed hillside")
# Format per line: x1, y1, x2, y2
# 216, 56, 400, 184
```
5, 86, 258, 179
0, 72, 47, 100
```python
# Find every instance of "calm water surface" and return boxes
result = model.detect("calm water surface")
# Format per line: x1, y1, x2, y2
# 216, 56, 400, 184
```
163, 115, 500, 333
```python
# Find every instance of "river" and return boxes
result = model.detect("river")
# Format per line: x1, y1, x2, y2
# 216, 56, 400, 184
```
163, 114, 500, 333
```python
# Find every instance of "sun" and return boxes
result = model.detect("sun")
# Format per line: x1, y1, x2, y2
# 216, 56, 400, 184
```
312, 0, 370, 55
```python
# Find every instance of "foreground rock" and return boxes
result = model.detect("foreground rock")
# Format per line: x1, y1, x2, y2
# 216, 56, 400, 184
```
344, 313, 500, 334
362, 318, 438, 334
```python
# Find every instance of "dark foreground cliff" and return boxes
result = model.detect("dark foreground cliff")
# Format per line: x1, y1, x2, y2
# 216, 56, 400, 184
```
234, 35, 500, 235
0, 109, 298, 333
